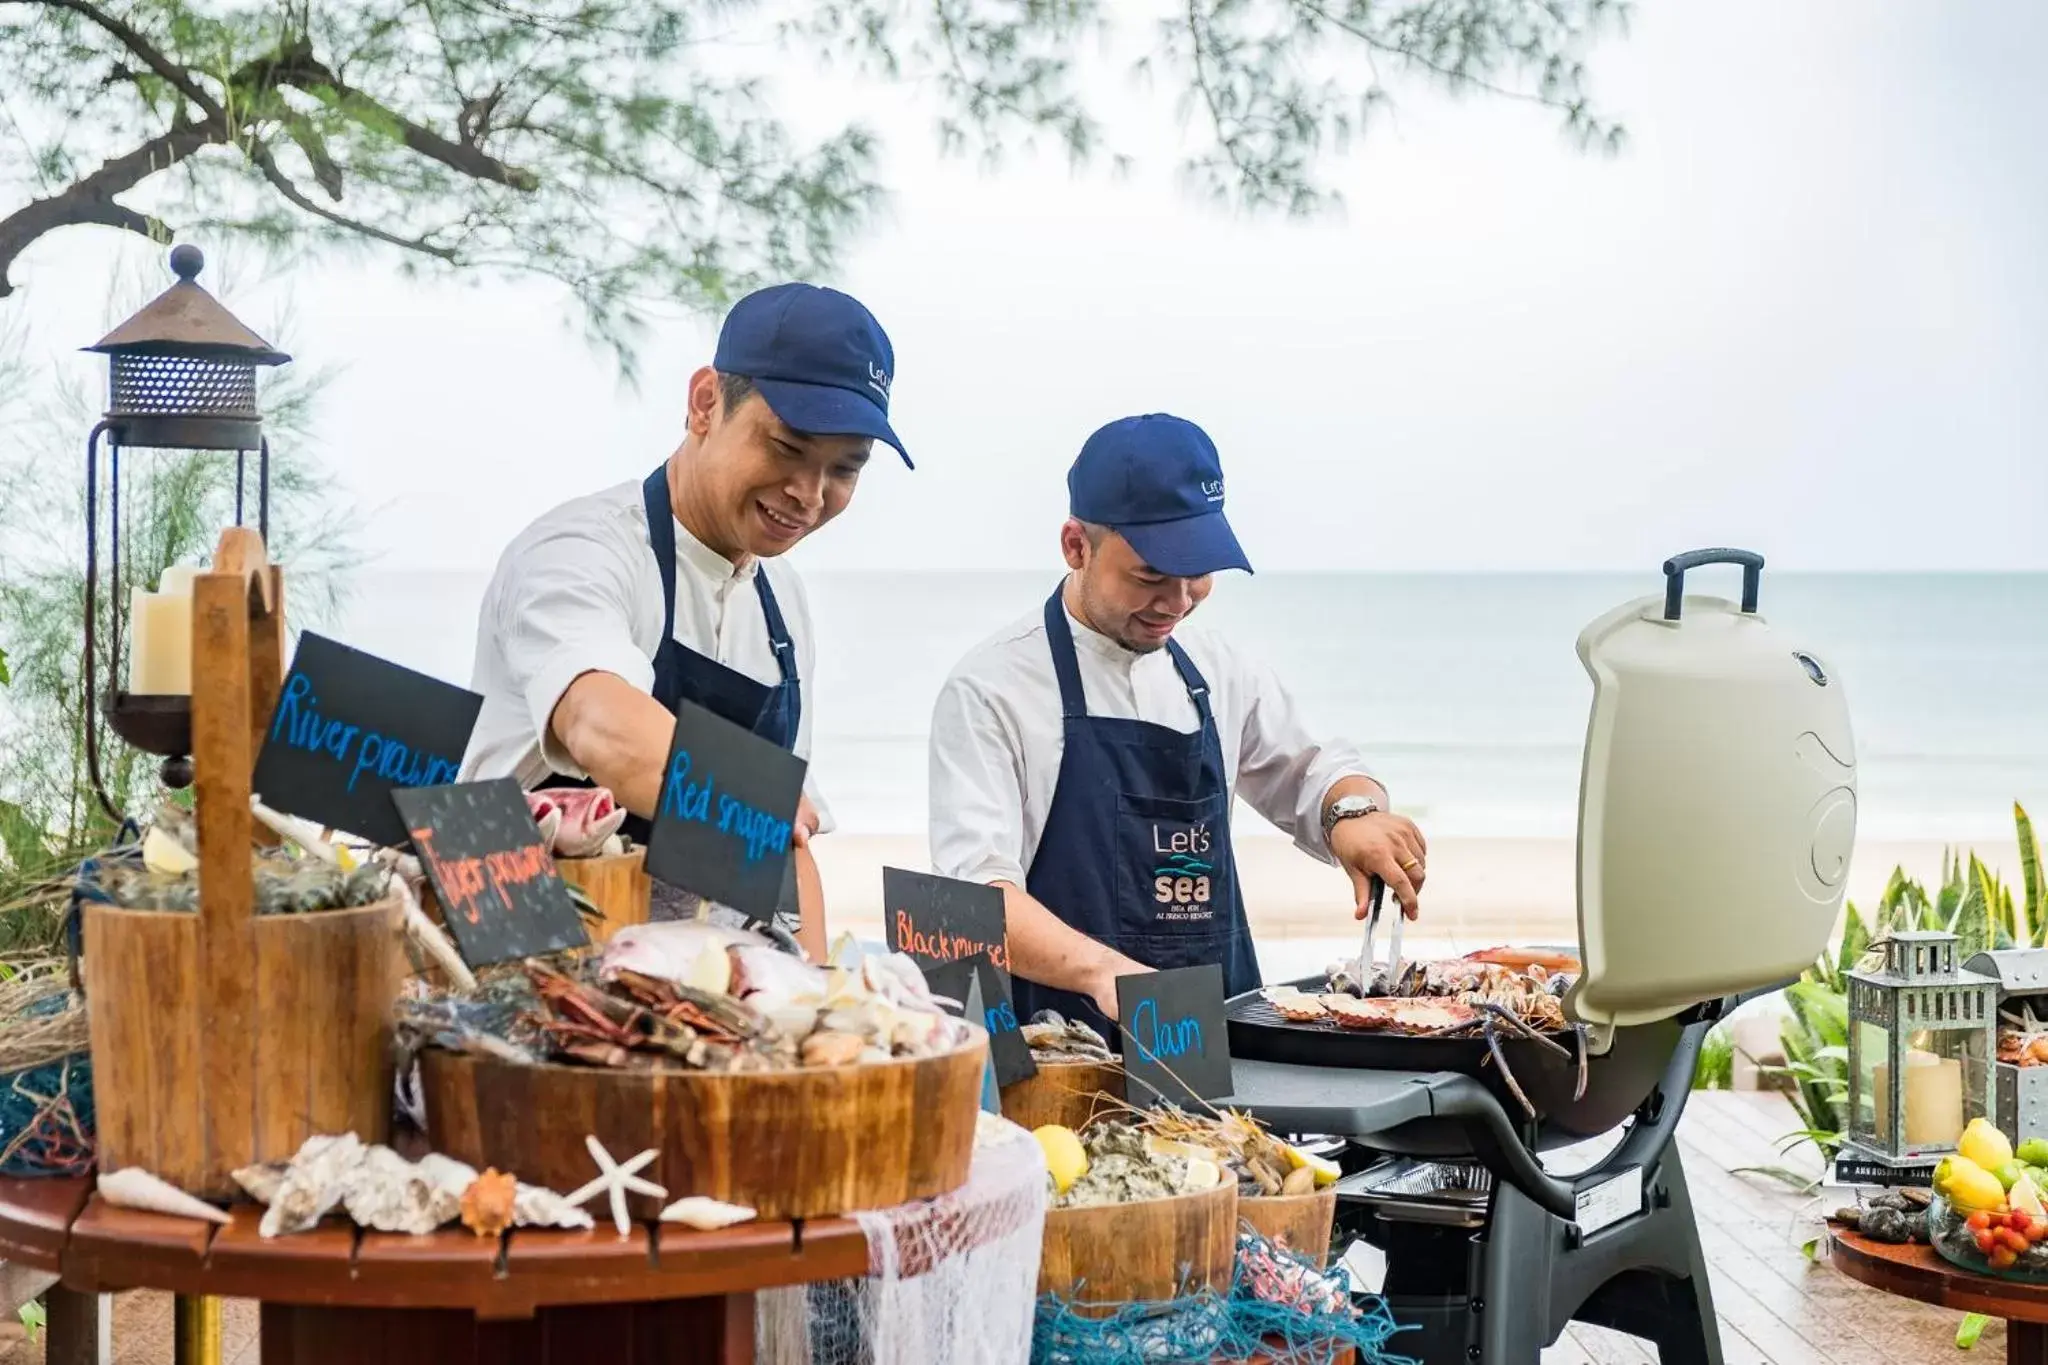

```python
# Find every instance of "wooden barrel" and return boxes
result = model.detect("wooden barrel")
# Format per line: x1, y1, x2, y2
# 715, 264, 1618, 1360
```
83, 896, 404, 1201
1000, 1059, 1125, 1132
554, 849, 651, 942
1039, 1180, 1237, 1310
419, 1034, 987, 1220
1240, 1188, 1337, 1265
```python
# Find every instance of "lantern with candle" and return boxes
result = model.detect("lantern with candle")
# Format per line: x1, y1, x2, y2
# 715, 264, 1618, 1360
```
81, 244, 290, 813
1844, 929, 1999, 1178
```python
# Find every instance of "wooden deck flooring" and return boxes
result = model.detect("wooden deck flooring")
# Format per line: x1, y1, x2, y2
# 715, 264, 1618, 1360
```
0, 1093, 1986, 1363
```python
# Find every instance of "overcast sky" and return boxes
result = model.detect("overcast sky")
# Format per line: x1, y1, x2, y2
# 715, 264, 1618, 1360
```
9, 0, 2045, 574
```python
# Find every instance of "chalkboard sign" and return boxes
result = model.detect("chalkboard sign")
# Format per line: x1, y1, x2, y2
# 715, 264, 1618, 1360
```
391, 779, 588, 966
1117, 964, 1233, 1109
924, 956, 1035, 1089
885, 867, 1010, 972
644, 700, 806, 925
252, 632, 482, 847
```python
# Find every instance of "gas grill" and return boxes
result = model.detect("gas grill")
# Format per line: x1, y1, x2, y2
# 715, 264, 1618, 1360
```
1218, 549, 1856, 1365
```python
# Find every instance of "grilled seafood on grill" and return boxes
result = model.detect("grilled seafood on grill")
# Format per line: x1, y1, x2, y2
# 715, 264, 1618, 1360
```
1303, 947, 1588, 1121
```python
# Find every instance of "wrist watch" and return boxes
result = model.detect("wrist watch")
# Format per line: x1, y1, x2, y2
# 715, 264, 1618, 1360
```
1321, 793, 1380, 843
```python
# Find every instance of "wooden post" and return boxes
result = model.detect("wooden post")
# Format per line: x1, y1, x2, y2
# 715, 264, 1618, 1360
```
83, 529, 404, 1197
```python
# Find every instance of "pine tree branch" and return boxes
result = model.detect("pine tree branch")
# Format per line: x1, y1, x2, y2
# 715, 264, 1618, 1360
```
0, 119, 219, 297
240, 136, 461, 262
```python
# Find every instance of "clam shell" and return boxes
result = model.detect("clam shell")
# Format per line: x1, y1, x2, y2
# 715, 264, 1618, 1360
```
513, 1183, 596, 1230
658, 1196, 757, 1230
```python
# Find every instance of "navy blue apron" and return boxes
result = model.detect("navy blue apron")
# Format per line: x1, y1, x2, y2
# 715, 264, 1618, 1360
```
538, 464, 801, 855
1011, 586, 1259, 1040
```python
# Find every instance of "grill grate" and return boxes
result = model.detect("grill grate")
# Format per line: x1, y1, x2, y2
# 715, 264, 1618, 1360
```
109, 354, 259, 418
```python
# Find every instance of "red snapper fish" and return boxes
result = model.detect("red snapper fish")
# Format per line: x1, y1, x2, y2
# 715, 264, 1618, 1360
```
522, 787, 628, 857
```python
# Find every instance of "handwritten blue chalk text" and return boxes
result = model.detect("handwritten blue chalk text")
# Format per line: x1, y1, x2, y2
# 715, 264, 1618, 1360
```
661, 749, 792, 863
1129, 997, 1203, 1065
270, 672, 462, 793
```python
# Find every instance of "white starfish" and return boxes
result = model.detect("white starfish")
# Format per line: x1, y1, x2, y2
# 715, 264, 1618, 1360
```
561, 1135, 666, 1237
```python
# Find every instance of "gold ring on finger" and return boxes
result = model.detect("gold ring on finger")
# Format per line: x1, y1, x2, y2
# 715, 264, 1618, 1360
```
1399, 857, 1419, 871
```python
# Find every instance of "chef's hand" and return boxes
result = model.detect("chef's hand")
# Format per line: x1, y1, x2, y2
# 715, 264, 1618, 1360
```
791, 795, 820, 849
1330, 811, 1428, 921
1081, 949, 1151, 1023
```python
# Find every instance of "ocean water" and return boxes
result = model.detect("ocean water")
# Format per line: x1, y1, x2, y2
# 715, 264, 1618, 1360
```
332, 570, 2048, 842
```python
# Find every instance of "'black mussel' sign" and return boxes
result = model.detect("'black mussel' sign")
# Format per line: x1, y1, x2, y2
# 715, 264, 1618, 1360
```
252, 632, 481, 847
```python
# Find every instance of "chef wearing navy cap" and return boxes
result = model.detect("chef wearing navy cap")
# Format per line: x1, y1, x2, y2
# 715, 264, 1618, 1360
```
463, 283, 910, 959
927, 414, 1425, 1033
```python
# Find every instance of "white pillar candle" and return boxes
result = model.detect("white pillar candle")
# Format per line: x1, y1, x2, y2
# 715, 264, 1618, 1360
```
127, 565, 199, 696
1873, 1048, 1966, 1148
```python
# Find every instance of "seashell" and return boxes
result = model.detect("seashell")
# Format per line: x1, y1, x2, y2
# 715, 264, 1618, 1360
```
800, 1030, 865, 1067
99, 1167, 229, 1224
513, 1183, 596, 1230
232, 1161, 288, 1206
460, 1169, 519, 1237
343, 1145, 462, 1235
891, 1011, 942, 1051
1280, 1164, 1317, 1196
415, 1153, 480, 1200
658, 1196, 757, 1230
261, 1132, 367, 1238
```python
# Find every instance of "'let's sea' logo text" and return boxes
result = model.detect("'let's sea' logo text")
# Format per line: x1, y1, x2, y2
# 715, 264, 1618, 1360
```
1152, 822, 1214, 918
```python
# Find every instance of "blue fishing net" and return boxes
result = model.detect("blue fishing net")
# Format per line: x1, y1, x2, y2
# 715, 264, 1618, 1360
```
0, 993, 96, 1178
1032, 1229, 1418, 1365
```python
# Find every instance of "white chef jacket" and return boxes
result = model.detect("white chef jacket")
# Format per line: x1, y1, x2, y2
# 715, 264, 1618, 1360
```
928, 593, 1373, 888
459, 476, 834, 832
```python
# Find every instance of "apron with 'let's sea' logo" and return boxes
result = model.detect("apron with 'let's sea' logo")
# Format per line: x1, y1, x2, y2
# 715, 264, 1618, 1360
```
1012, 586, 1258, 1039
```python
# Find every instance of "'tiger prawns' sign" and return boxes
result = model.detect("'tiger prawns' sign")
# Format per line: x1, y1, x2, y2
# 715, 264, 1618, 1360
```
392, 778, 588, 966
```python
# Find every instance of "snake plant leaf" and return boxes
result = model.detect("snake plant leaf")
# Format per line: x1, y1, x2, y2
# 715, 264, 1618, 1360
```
2019, 802, 2044, 948
1952, 863, 1993, 960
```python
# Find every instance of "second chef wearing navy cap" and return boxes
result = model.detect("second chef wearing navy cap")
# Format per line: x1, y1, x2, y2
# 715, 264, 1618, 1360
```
926, 414, 1427, 1035
462, 283, 910, 959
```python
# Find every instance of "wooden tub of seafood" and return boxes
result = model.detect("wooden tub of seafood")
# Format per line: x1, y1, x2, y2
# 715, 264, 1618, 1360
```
1240, 1188, 1338, 1265
1002, 1010, 1126, 1132
416, 922, 990, 1220
552, 848, 651, 942
1040, 1180, 1238, 1310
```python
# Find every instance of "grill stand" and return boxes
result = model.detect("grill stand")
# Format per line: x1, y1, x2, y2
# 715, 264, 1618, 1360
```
1223, 992, 1767, 1363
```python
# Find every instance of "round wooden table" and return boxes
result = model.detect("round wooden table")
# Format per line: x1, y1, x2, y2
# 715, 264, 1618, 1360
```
1830, 1228, 2048, 1365
0, 1174, 868, 1364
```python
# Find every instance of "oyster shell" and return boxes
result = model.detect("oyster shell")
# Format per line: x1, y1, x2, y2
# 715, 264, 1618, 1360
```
261, 1133, 367, 1238
343, 1144, 463, 1235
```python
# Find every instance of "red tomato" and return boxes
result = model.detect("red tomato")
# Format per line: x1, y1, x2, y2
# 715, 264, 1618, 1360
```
1998, 1227, 2031, 1253
1978, 1230, 2001, 1253
2011, 1211, 2034, 1232
1969, 1211, 1994, 1231
1991, 1248, 2019, 1270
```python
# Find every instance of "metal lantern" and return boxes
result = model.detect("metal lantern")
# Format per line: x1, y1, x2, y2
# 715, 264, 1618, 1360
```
81, 243, 291, 816
1844, 929, 1999, 1172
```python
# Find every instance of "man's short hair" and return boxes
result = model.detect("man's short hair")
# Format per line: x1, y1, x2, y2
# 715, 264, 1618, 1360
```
717, 370, 758, 417
1078, 519, 1110, 547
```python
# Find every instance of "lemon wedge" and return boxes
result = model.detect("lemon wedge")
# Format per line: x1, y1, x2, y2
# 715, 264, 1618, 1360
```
141, 826, 197, 875
1034, 1125, 1089, 1195
1283, 1144, 1341, 1188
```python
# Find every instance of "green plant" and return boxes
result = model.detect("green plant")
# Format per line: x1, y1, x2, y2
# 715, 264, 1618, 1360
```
1761, 802, 2044, 1171
17, 1299, 45, 1342
1692, 1023, 1734, 1090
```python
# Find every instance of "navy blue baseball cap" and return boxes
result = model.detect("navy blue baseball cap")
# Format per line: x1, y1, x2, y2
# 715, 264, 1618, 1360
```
713, 282, 910, 467
1067, 414, 1252, 576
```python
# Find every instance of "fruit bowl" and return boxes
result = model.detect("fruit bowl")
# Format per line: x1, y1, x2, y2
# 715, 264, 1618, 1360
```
1928, 1195, 2048, 1282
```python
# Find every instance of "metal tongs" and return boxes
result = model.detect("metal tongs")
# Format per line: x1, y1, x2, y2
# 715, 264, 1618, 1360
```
1356, 873, 1405, 993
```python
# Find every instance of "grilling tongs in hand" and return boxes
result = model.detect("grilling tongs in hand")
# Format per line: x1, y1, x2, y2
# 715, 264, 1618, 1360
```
1356, 873, 1405, 994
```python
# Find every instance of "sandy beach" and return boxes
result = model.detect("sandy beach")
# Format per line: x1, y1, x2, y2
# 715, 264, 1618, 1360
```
814, 830, 2024, 978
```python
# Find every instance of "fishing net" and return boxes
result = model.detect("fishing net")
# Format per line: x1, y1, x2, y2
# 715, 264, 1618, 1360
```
1031, 1228, 1418, 1365
0, 967, 96, 1178
757, 1111, 1048, 1365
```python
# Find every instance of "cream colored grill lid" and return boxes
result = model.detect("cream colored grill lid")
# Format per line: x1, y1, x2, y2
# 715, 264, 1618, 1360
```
1565, 550, 1857, 1030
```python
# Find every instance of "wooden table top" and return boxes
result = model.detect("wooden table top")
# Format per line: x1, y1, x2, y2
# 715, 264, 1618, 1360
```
0, 1176, 867, 1321
1829, 1228, 2048, 1323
